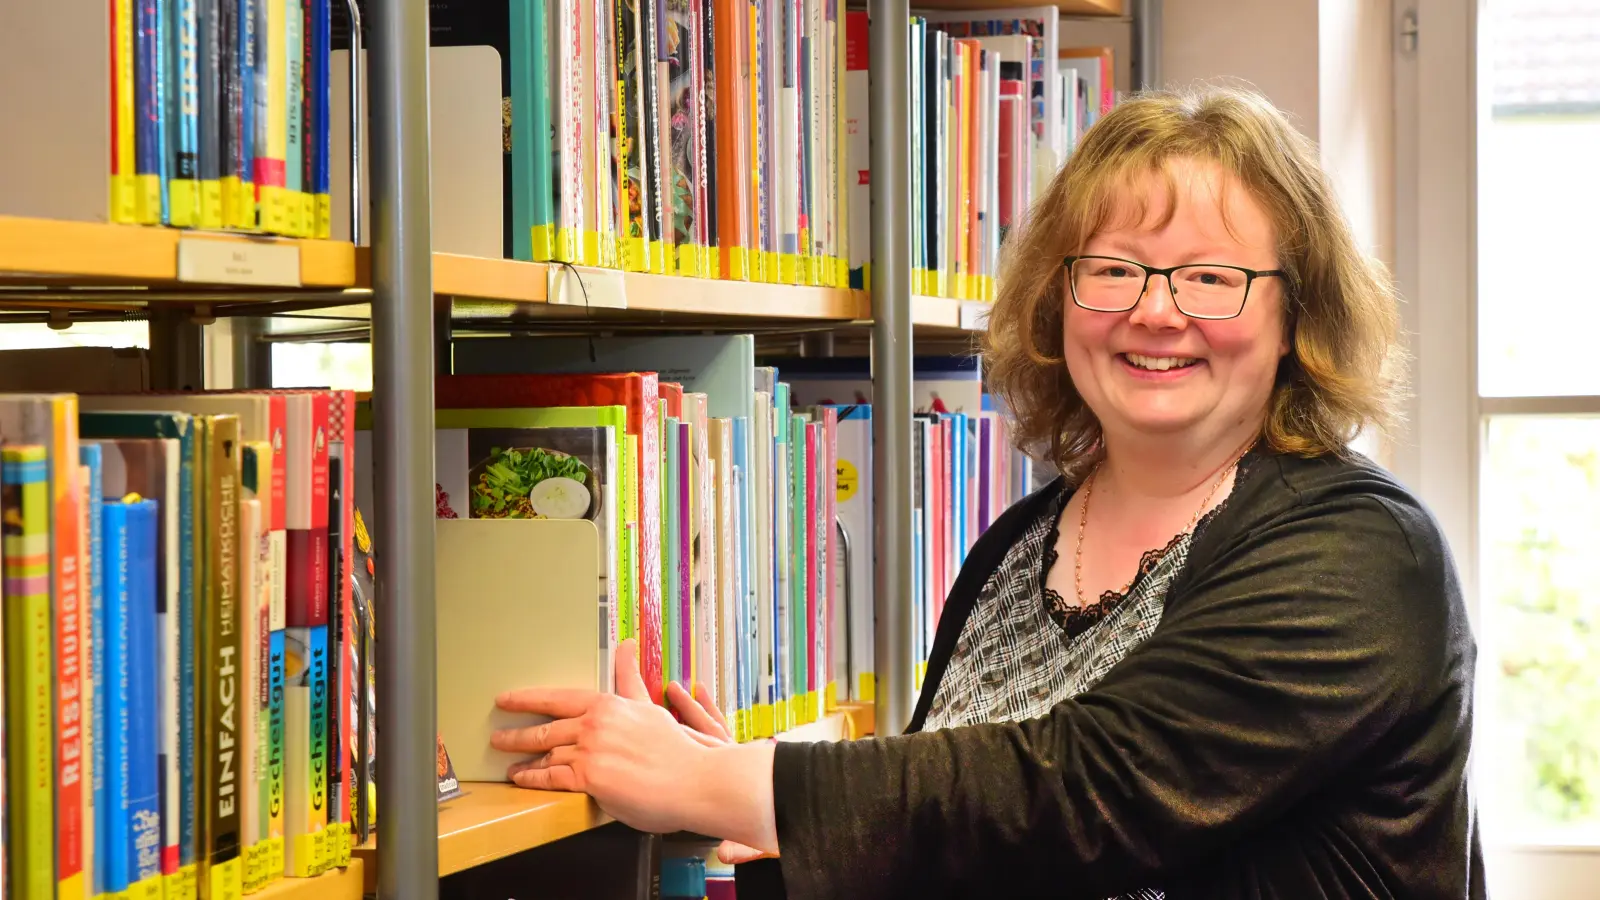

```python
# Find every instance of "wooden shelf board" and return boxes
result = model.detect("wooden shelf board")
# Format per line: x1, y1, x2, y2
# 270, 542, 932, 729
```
625, 271, 867, 320
0, 216, 357, 290
912, 0, 1122, 14
353, 783, 612, 887
252, 859, 364, 900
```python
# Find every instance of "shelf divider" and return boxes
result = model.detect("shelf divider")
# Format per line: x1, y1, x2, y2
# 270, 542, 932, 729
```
870, 0, 917, 738
369, 0, 440, 897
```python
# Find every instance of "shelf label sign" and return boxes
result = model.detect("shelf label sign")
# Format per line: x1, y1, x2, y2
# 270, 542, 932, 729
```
546, 264, 627, 310
177, 237, 302, 287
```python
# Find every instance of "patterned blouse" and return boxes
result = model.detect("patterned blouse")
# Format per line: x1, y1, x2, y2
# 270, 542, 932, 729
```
923, 477, 1232, 900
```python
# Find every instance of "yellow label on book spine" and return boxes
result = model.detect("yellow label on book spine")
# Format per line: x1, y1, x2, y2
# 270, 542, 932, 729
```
167, 862, 199, 900
200, 181, 225, 230
856, 672, 875, 703
530, 224, 555, 261
59, 870, 85, 900
648, 240, 668, 275
289, 830, 328, 878
675, 243, 699, 278
779, 254, 798, 285
130, 874, 163, 900
220, 175, 237, 228
135, 174, 162, 224
915, 660, 928, 690
582, 230, 601, 267
729, 247, 749, 281
707, 248, 721, 280
242, 843, 266, 894
776, 698, 789, 733
263, 838, 285, 885
620, 236, 648, 272
754, 703, 774, 739
209, 856, 242, 900
329, 821, 352, 867
733, 708, 749, 743
554, 227, 581, 263
824, 681, 837, 712
315, 194, 331, 240
168, 179, 199, 228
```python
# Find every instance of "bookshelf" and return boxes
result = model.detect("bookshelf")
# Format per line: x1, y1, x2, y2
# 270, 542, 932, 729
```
352, 786, 611, 892
0, 215, 359, 291
0, 0, 1158, 897
911, 0, 1124, 14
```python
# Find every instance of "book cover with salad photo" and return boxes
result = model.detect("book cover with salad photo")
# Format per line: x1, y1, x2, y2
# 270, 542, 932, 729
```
434, 420, 620, 685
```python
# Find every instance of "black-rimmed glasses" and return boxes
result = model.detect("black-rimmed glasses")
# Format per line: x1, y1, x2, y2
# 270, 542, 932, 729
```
1063, 255, 1289, 321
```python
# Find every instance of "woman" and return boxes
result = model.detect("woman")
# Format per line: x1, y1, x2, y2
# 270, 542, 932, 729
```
492, 86, 1485, 899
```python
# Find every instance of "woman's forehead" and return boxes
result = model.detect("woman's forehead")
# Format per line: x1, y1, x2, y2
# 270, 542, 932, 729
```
1089, 158, 1276, 251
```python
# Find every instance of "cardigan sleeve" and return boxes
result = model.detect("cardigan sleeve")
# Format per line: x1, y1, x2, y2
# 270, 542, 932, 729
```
759, 493, 1467, 900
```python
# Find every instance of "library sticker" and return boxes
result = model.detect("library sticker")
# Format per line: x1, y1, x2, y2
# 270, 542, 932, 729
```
836, 460, 859, 503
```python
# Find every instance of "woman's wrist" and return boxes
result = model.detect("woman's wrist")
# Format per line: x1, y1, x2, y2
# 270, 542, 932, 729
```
683, 739, 780, 853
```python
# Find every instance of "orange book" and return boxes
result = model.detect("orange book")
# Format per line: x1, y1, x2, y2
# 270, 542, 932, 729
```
714, 0, 750, 280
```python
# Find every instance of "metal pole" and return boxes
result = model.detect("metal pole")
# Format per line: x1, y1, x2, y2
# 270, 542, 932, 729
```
230, 318, 273, 389
869, 0, 914, 737
369, 0, 437, 895
1131, 0, 1162, 91
147, 309, 207, 391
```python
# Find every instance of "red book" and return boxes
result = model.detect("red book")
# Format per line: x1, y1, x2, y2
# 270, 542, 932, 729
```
804, 422, 819, 705
435, 372, 666, 706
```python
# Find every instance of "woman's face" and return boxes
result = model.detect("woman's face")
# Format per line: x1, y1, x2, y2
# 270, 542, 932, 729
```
1063, 158, 1290, 447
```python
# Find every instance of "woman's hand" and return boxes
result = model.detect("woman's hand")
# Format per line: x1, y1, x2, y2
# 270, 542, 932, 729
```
664, 680, 779, 865
493, 638, 780, 854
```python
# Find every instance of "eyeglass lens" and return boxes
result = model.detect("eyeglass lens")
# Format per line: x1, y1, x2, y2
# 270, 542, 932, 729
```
1070, 256, 1250, 318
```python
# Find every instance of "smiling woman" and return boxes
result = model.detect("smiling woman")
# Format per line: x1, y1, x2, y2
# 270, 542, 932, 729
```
492, 85, 1484, 900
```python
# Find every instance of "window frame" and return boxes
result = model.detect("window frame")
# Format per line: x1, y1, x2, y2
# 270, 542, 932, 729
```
1395, 0, 1600, 884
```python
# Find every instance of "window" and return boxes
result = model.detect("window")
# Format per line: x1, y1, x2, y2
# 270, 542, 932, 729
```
1476, 0, 1600, 849
0, 319, 148, 351
271, 341, 373, 392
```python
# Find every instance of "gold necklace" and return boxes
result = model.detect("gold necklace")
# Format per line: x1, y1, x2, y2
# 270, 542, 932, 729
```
1073, 443, 1252, 607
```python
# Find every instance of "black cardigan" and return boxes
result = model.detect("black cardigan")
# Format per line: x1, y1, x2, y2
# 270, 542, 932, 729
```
735, 448, 1486, 899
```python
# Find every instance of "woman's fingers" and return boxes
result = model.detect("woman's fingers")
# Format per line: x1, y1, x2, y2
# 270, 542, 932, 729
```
716, 840, 776, 865
495, 686, 599, 718
517, 744, 580, 771
613, 638, 652, 703
680, 724, 725, 748
490, 717, 581, 754
511, 763, 582, 793
667, 681, 731, 742
692, 681, 733, 737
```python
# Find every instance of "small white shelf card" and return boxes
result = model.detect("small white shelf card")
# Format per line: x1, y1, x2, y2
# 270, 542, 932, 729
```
176, 236, 302, 287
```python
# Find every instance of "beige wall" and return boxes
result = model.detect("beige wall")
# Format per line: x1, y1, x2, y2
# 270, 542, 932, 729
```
1145, 0, 1395, 267
1160, 0, 1324, 136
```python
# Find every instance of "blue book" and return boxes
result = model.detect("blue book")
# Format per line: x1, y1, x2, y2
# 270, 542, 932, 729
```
157, 0, 173, 223
313, 0, 331, 236
82, 445, 108, 896
238, 0, 257, 228
101, 499, 137, 897
126, 498, 164, 889
80, 413, 197, 882
136, 0, 162, 223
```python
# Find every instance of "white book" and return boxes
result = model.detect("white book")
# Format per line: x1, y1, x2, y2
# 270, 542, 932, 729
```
753, 391, 776, 735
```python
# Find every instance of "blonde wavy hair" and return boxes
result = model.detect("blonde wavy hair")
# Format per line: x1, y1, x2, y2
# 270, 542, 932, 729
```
982, 85, 1403, 478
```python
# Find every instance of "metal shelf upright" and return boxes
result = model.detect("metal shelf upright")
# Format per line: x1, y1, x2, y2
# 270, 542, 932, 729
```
368, 0, 440, 897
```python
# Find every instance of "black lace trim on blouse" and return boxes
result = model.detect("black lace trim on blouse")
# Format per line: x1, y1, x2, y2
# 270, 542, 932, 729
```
1038, 444, 1262, 640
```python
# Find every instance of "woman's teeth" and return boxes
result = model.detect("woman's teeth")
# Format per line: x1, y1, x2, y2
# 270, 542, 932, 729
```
1123, 353, 1199, 372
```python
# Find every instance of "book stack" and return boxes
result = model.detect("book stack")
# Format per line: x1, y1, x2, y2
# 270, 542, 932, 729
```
385, 337, 1034, 737
844, 7, 1118, 302
0, 389, 369, 900
108, 0, 335, 237
775, 356, 1037, 691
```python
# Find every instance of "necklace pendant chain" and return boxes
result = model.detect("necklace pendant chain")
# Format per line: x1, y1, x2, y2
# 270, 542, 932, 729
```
1073, 442, 1252, 608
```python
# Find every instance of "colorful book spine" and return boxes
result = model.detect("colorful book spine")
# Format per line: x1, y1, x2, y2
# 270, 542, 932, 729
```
202, 417, 244, 900
198, 0, 224, 227
284, 0, 304, 238
283, 393, 329, 877
157, 0, 173, 225
127, 498, 165, 900
312, 0, 331, 238
239, 443, 271, 894
259, 0, 289, 233
112, 0, 138, 223
100, 499, 135, 900
135, 0, 163, 223
171, 0, 203, 226
82, 447, 106, 900
4, 445, 55, 900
